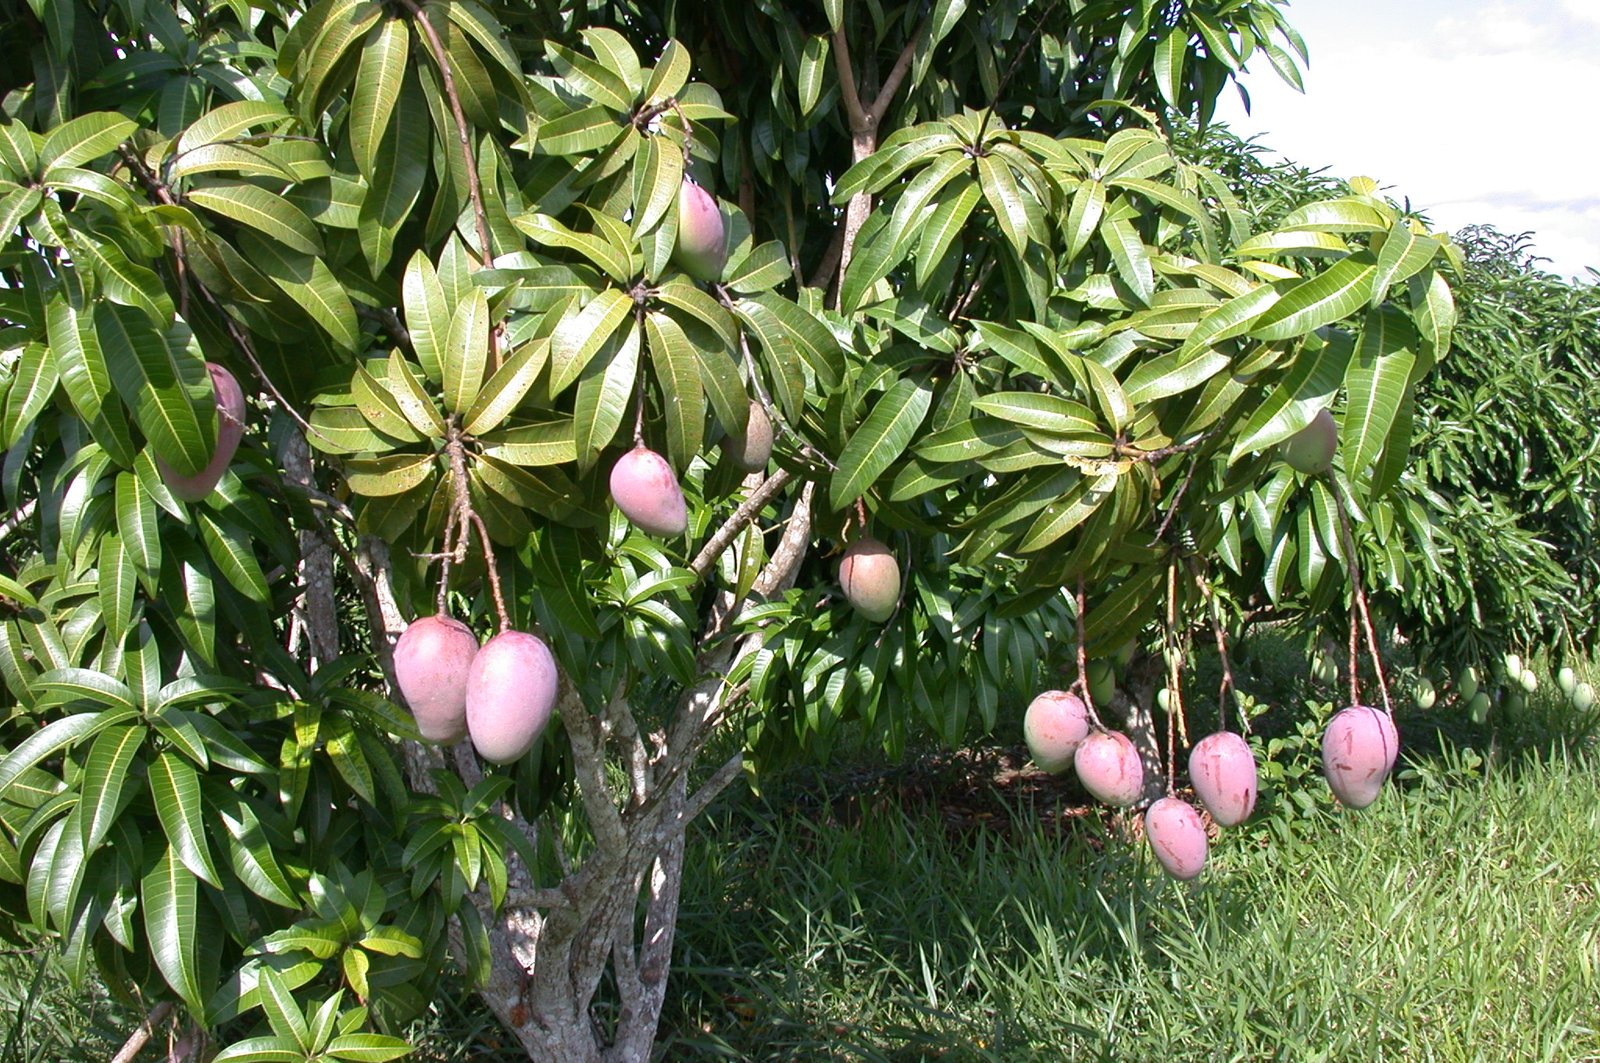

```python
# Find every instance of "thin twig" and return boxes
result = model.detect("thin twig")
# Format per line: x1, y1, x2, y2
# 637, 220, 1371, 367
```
395, 0, 492, 270
110, 1001, 173, 1063
469, 511, 511, 633
1164, 561, 1178, 795
1332, 484, 1392, 714
688, 467, 795, 578
1186, 558, 1240, 733
1074, 576, 1106, 729
974, 1, 1059, 145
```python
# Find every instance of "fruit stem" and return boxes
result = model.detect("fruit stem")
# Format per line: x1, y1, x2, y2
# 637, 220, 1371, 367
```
468, 510, 512, 634
1331, 481, 1393, 714
1074, 577, 1107, 731
632, 352, 647, 447
1186, 557, 1242, 734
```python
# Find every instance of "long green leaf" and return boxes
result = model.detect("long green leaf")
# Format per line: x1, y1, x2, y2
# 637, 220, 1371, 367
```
188, 180, 323, 255
217, 797, 298, 907
72, 234, 173, 324
357, 65, 429, 276
238, 231, 360, 351
98, 303, 213, 474
1370, 219, 1439, 305
977, 153, 1032, 259
32, 669, 141, 714
78, 725, 144, 852
3, 341, 58, 448
1251, 254, 1376, 341
344, 453, 436, 496
350, 17, 408, 178
462, 340, 551, 437
142, 845, 205, 1016
39, 112, 137, 169
149, 750, 221, 886
1228, 330, 1353, 461
381, 352, 445, 438
1342, 308, 1416, 479
1102, 217, 1153, 306
479, 420, 577, 467
1175, 282, 1279, 361
97, 533, 135, 640
829, 378, 933, 509
199, 510, 271, 603
46, 296, 136, 466
970, 392, 1097, 433
443, 288, 490, 414
116, 470, 162, 593
630, 134, 683, 237
548, 288, 632, 395
402, 252, 449, 384
573, 321, 639, 469
645, 311, 704, 471
175, 100, 291, 156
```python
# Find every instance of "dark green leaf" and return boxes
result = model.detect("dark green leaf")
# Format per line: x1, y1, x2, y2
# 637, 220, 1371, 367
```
645, 311, 704, 471
188, 180, 324, 256
829, 377, 933, 509
142, 844, 206, 1016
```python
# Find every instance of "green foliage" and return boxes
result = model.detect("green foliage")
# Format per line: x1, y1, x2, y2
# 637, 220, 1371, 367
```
0, 0, 1459, 1054
1404, 226, 1600, 655
1180, 127, 1600, 677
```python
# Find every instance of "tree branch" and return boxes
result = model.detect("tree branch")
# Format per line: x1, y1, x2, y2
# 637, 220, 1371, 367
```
867, 24, 925, 126
688, 467, 794, 578
753, 479, 814, 597
830, 25, 869, 130
0, 499, 37, 544
394, 0, 493, 271
110, 1001, 173, 1063
562, 681, 629, 852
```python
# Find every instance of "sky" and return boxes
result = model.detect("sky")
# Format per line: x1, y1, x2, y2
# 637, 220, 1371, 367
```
1210, 0, 1600, 281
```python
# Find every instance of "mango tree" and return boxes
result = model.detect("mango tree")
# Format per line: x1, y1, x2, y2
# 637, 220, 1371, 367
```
0, 0, 1454, 1059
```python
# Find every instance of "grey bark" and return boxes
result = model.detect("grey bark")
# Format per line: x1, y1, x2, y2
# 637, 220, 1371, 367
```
344, 469, 806, 1061
1118, 652, 1170, 806
281, 429, 338, 668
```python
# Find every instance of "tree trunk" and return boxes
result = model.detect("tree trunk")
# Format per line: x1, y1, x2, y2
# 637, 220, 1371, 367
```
353, 473, 806, 1061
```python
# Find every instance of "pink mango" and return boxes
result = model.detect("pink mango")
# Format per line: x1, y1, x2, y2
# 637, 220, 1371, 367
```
465, 631, 560, 765
1188, 731, 1258, 827
1146, 797, 1209, 880
1281, 408, 1337, 475
838, 538, 900, 622
1023, 690, 1090, 775
1321, 705, 1400, 808
393, 614, 479, 744
610, 446, 688, 536
729, 401, 773, 472
157, 362, 246, 501
1074, 730, 1143, 807
672, 179, 726, 282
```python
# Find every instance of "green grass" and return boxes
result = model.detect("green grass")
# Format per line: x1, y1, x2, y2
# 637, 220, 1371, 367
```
659, 737, 1600, 1061
1, 652, 1596, 1062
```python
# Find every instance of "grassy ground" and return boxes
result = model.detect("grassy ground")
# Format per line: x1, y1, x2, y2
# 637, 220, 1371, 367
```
655, 642, 1600, 1061
658, 737, 1600, 1061
2, 651, 1596, 1061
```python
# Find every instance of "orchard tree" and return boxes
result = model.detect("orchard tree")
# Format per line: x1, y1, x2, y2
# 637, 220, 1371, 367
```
0, 0, 1456, 1059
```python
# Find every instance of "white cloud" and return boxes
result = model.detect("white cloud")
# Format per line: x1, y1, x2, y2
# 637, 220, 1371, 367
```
1214, 0, 1600, 279
1561, 0, 1600, 27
